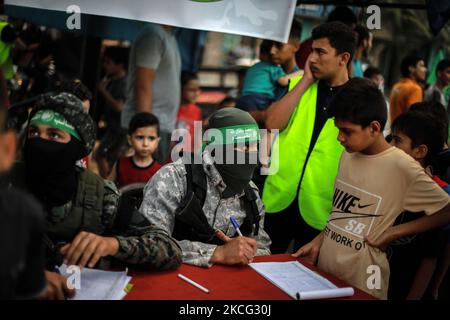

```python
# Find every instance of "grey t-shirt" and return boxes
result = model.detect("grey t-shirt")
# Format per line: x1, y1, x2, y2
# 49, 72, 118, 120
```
121, 24, 181, 133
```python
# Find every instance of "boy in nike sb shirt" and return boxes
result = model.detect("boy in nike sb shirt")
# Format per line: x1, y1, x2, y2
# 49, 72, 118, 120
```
292, 78, 450, 299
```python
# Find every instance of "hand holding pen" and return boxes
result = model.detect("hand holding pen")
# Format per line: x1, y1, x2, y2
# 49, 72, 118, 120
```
210, 217, 257, 265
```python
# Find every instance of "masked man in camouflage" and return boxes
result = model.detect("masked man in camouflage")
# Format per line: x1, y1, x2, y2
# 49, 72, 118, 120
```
140, 108, 271, 267
1, 93, 182, 279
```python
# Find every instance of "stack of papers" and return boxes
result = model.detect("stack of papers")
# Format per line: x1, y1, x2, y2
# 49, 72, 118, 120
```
59, 264, 132, 300
249, 261, 354, 300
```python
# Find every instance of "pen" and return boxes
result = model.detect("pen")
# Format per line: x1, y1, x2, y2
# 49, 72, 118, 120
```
230, 216, 243, 237
178, 274, 210, 293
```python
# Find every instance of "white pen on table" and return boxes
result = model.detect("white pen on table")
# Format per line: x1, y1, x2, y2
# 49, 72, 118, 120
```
178, 274, 210, 293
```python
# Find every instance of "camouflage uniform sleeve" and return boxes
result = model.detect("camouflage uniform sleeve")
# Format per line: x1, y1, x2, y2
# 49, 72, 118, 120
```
101, 180, 119, 230
101, 179, 182, 270
250, 183, 272, 256
140, 163, 218, 268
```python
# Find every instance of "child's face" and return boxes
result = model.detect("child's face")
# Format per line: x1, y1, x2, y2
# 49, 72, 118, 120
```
102, 56, 122, 77
128, 126, 160, 159
390, 129, 422, 161
182, 79, 200, 104
335, 119, 375, 153
270, 41, 298, 66
0, 130, 17, 173
438, 67, 450, 87
411, 60, 427, 82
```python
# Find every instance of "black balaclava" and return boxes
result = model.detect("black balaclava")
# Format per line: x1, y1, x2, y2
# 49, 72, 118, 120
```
214, 148, 258, 198
207, 108, 260, 198
24, 93, 95, 208
24, 137, 84, 208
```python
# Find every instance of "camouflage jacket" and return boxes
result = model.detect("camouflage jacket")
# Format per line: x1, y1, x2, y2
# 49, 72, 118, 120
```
1, 162, 182, 271
140, 151, 271, 267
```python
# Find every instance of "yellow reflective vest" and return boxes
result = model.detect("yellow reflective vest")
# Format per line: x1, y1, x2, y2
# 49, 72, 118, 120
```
262, 77, 343, 230
0, 21, 14, 80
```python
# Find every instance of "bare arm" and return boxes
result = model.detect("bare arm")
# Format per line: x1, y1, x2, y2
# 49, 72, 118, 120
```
291, 231, 324, 265
249, 110, 267, 125
366, 203, 450, 250
135, 67, 156, 113
277, 70, 305, 87
265, 56, 314, 131
98, 79, 125, 113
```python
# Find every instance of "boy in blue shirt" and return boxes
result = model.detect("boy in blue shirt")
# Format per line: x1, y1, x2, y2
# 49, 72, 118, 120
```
237, 39, 302, 114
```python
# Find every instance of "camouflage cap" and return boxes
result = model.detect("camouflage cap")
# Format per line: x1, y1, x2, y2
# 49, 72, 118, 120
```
30, 92, 96, 156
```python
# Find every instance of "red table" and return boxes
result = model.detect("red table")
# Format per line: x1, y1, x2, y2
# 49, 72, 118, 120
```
125, 254, 376, 300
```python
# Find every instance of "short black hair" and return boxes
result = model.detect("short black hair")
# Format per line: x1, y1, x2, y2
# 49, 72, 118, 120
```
364, 66, 382, 79
311, 21, 356, 61
104, 46, 129, 69
392, 110, 444, 165
181, 71, 198, 88
128, 112, 160, 136
327, 78, 387, 129
436, 58, 450, 76
410, 101, 448, 143
218, 96, 236, 109
326, 6, 357, 26
400, 52, 424, 78
354, 25, 370, 47
0, 25, 18, 43
58, 79, 93, 101
260, 39, 273, 56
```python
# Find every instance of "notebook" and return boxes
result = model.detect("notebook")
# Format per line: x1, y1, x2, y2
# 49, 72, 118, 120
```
249, 261, 354, 300
58, 264, 132, 300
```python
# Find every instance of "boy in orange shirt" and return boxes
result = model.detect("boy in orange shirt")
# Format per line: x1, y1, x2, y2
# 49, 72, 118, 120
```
389, 52, 427, 122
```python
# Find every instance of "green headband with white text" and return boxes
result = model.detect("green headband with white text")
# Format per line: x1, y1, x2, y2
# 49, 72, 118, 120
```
205, 124, 260, 145
30, 109, 81, 141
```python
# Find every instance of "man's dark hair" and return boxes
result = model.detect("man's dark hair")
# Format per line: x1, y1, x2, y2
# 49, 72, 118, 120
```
327, 78, 387, 129
354, 25, 370, 47
104, 46, 129, 69
58, 79, 93, 101
181, 71, 198, 88
326, 6, 357, 26
400, 52, 424, 78
128, 112, 160, 136
311, 21, 356, 61
391, 110, 444, 165
410, 101, 448, 144
436, 58, 450, 76
363, 66, 382, 79
0, 25, 18, 43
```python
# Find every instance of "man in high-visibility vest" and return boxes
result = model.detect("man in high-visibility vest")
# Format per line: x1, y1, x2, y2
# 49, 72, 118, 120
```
0, 21, 18, 81
263, 21, 356, 253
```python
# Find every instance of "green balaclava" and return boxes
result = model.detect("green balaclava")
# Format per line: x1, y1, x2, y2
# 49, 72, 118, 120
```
206, 108, 260, 197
